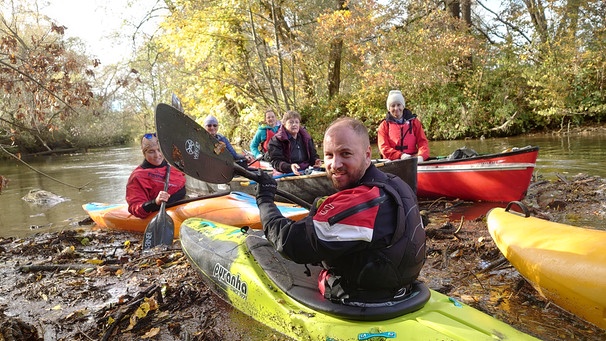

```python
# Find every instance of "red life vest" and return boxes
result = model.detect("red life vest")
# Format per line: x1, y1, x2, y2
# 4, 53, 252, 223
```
388, 119, 417, 155
262, 127, 276, 153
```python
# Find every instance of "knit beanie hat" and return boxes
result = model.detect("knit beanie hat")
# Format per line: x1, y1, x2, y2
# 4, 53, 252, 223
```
386, 90, 405, 110
203, 115, 219, 126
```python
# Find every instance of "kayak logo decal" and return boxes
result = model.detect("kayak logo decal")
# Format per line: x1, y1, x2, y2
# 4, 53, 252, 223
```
185, 139, 200, 159
213, 263, 248, 299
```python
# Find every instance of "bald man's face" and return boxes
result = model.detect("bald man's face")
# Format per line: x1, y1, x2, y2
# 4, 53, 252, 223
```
323, 124, 371, 190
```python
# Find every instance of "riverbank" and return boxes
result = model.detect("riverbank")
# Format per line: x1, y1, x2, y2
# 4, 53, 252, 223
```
1, 173, 605, 340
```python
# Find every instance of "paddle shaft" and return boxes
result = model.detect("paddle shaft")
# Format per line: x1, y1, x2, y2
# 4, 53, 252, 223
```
166, 189, 230, 208
158, 164, 171, 213
233, 163, 311, 209
143, 164, 173, 249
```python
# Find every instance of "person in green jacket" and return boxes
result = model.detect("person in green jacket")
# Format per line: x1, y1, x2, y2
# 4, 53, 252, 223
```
249, 109, 281, 161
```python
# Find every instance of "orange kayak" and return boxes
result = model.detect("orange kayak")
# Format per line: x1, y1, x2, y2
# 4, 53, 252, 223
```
83, 191, 308, 236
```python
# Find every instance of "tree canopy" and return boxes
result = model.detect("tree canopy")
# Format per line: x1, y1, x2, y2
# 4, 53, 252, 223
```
1, 0, 605, 153
157, 0, 606, 144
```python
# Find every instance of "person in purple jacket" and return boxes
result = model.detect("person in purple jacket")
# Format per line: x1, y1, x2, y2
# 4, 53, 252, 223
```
267, 110, 322, 175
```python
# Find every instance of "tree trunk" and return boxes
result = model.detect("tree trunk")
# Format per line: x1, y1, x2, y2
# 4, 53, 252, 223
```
271, 0, 292, 110
557, 0, 581, 38
522, 0, 549, 44
327, 0, 346, 99
461, 0, 471, 27
447, 0, 460, 19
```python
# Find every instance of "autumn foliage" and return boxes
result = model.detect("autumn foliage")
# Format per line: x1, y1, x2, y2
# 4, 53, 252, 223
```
2, 1, 606, 154
0, 16, 100, 152
158, 0, 606, 145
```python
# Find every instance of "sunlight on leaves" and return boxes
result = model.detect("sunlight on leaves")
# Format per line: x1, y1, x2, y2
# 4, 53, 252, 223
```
125, 297, 159, 331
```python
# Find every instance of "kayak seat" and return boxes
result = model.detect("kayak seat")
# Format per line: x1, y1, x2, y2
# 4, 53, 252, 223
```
247, 233, 431, 321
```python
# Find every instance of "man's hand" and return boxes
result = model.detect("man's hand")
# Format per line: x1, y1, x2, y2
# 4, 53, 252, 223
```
256, 170, 277, 199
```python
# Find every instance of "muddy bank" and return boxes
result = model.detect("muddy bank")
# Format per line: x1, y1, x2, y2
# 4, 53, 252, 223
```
1, 174, 605, 340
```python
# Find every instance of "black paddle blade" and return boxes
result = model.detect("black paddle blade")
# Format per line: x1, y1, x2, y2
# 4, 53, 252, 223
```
143, 206, 175, 249
143, 164, 174, 250
155, 103, 235, 184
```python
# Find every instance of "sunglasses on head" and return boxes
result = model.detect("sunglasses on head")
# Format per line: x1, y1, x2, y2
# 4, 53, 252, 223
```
143, 133, 157, 139
206, 124, 218, 128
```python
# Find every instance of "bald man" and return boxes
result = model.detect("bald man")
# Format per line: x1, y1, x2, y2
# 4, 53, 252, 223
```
256, 117, 426, 303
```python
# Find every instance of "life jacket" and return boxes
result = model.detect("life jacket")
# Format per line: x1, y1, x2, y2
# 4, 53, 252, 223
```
320, 173, 426, 303
362, 174, 426, 286
386, 118, 418, 155
262, 127, 276, 153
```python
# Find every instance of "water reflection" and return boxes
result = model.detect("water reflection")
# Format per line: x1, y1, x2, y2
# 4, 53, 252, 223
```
0, 146, 141, 238
428, 132, 606, 179
1, 130, 605, 238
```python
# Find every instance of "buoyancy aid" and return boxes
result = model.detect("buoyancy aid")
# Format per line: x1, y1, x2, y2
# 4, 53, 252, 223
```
262, 127, 276, 153
387, 118, 418, 155
362, 174, 426, 286
319, 173, 426, 302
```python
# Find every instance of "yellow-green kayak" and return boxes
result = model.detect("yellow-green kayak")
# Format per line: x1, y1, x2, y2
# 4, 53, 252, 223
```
181, 217, 538, 340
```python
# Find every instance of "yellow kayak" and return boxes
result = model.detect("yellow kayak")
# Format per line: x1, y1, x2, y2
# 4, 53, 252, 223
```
486, 202, 606, 330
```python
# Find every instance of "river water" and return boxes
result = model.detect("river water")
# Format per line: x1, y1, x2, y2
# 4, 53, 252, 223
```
1, 130, 605, 238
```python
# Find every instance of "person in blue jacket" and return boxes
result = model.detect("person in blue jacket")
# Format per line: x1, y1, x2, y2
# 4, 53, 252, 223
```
249, 109, 281, 161
203, 115, 253, 164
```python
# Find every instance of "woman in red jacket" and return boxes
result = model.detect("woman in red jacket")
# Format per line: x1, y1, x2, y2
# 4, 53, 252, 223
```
126, 133, 186, 218
377, 90, 430, 163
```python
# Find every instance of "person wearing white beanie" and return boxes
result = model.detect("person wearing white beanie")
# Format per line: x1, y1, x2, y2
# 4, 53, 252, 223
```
386, 90, 405, 110
377, 89, 430, 164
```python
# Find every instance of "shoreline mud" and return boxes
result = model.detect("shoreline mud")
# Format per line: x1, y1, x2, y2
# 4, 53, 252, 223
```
1, 173, 605, 340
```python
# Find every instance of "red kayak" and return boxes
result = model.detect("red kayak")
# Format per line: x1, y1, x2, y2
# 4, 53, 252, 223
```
414, 146, 539, 202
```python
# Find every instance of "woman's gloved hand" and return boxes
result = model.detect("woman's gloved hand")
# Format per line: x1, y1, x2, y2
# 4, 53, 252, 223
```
400, 153, 412, 160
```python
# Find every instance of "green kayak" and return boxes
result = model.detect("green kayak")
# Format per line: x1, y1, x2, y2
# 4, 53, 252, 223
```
180, 217, 538, 341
